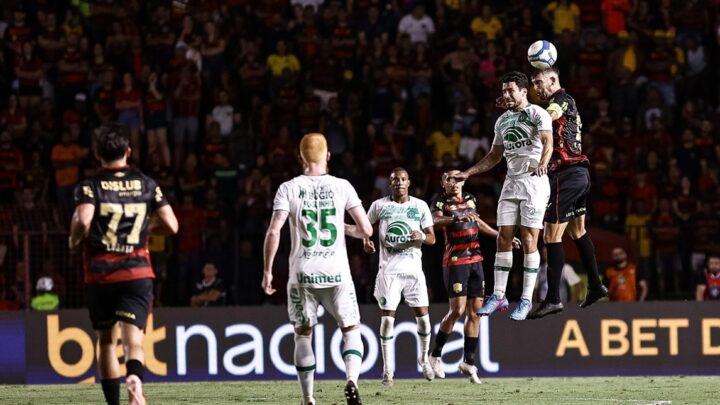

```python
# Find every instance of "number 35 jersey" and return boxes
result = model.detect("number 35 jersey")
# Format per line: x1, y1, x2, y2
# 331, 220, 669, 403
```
273, 175, 363, 288
74, 167, 168, 284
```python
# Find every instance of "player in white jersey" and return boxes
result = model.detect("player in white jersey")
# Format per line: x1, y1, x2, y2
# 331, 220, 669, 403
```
263, 133, 373, 405
363, 167, 436, 386
457, 71, 553, 321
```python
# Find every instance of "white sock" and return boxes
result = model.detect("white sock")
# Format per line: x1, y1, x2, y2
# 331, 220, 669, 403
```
522, 251, 541, 301
380, 316, 395, 374
294, 333, 315, 403
416, 314, 431, 362
494, 251, 513, 299
342, 328, 364, 385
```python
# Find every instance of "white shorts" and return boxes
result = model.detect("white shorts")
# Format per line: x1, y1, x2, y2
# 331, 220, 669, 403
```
497, 174, 550, 229
373, 270, 429, 310
287, 282, 361, 328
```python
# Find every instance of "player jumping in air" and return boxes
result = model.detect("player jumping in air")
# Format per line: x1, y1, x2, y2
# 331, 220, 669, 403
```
364, 168, 436, 386
429, 170, 520, 383
527, 67, 608, 319
262, 133, 373, 405
457, 71, 553, 321
70, 123, 179, 405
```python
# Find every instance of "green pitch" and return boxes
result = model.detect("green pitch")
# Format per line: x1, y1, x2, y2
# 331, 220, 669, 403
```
1, 376, 716, 404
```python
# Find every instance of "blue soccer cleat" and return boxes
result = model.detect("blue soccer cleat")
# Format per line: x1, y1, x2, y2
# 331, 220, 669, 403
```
477, 294, 509, 317
510, 298, 533, 321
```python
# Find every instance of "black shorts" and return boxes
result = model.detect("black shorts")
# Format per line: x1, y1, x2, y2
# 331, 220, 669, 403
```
443, 262, 484, 298
86, 278, 153, 330
545, 165, 591, 224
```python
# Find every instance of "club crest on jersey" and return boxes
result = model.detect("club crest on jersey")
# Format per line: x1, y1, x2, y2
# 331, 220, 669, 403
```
385, 221, 413, 243
406, 207, 420, 220
503, 127, 532, 151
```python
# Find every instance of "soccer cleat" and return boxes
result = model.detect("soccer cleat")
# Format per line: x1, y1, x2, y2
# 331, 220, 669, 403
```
126, 375, 146, 405
580, 286, 609, 308
344, 380, 362, 405
429, 356, 445, 379
477, 294, 509, 317
381, 371, 394, 386
458, 362, 482, 384
301, 398, 316, 405
418, 358, 434, 381
528, 300, 564, 320
510, 298, 533, 321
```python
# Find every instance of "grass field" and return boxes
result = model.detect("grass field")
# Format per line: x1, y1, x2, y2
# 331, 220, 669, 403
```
0, 377, 720, 405
1, 376, 716, 405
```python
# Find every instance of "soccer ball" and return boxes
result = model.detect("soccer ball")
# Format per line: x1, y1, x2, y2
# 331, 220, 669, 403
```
527, 40, 557, 70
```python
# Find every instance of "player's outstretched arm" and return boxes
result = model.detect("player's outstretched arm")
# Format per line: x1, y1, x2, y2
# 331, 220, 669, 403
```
262, 210, 289, 295
347, 206, 373, 239
69, 203, 94, 250
154, 205, 179, 235
458, 145, 504, 179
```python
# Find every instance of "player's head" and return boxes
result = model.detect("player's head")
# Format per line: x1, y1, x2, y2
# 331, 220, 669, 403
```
531, 67, 561, 100
93, 123, 130, 164
389, 167, 410, 199
441, 170, 465, 196
611, 247, 628, 267
299, 132, 329, 171
705, 254, 720, 274
500, 71, 529, 110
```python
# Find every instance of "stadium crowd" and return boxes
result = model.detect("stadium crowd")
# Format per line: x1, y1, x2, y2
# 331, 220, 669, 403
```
0, 0, 719, 308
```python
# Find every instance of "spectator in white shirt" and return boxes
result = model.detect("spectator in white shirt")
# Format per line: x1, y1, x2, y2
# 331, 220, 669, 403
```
207, 90, 240, 137
397, 5, 435, 44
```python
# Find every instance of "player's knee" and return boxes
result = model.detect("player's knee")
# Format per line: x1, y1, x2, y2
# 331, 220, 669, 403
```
466, 310, 479, 323
340, 324, 359, 334
296, 325, 313, 336
449, 305, 465, 319
520, 233, 536, 249
568, 219, 586, 240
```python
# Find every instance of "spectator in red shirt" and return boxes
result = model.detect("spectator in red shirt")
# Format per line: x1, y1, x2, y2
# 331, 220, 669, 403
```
172, 66, 201, 166
116, 72, 144, 159
0, 95, 27, 140
57, 35, 88, 107
15, 41, 44, 110
0, 131, 24, 203
601, 0, 631, 35
200, 20, 226, 86
37, 13, 64, 65
145, 72, 171, 168
175, 193, 206, 304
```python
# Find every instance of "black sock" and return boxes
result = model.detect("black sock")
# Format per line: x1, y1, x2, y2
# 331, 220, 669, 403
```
431, 331, 449, 357
101, 378, 120, 405
545, 242, 565, 304
574, 234, 602, 290
463, 336, 479, 366
126, 359, 145, 382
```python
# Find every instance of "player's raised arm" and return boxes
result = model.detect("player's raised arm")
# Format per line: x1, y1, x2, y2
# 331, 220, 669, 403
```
458, 144, 504, 179
262, 210, 289, 295
347, 205, 373, 239
69, 203, 94, 249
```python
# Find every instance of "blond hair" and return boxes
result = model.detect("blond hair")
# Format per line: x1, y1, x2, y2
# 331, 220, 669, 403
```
299, 133, 328, 164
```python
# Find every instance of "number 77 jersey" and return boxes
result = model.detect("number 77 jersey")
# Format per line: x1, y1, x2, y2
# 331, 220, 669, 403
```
273, 174, 363, 287
74, 167, 168, 284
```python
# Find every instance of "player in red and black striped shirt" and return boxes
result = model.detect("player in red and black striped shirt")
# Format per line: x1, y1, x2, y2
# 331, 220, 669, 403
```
428, 170, 519, 383
70, 123, 178, 405
528, 67, 607, 319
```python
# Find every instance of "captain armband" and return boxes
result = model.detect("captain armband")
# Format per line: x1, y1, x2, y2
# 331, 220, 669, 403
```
546, 103, 564, 118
